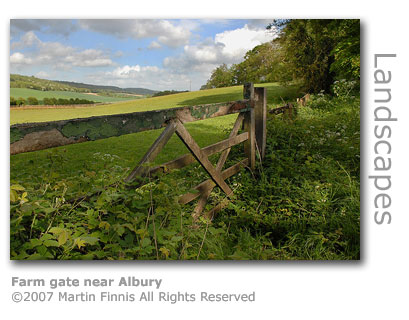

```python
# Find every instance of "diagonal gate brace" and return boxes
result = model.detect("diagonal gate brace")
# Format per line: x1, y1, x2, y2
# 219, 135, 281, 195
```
192, 113, 244, 218
174, 119, 233, 198
124, 119, 177, 183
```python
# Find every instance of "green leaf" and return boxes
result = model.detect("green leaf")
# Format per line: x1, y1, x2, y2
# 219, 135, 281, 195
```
81, 236, 99, 245
49, 227, 65, 235
171, 236, 183, 242
141, 237, 151, 247
74, 238, 86, 249
29, 239, 43, 247
10, 190, 18, 203
27, 253, 45, 260
40, 233, 53, 241
99, 221, 110, 230
58, 231, 68, 246
11, 184, 25, 191
43, 239, 59, 247
159, 247, 170, 259
114, 225, 125, 236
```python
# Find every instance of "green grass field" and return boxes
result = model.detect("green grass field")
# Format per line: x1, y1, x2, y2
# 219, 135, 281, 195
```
10, 83, 300, 125
10, 88, 138, 104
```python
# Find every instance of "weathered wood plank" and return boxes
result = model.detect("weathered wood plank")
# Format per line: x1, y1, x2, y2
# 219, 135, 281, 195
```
149, 131, 248, 175
124, 120, 177, 182
179, 159, 249, 205
193, 113, 245, 217
243, 108, 255, 170
10, 100, 251, 155
243, 82, 254, 100
243, 84, 256, 169
254, 87, 267, 159
174, 119, 233, 197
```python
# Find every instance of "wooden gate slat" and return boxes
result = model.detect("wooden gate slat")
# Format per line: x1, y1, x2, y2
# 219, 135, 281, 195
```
174, 119, 233, 197
193, 113, 245, 217
124, 120, 177, 182
179, 159, 249, 205
148, 132, 248, 175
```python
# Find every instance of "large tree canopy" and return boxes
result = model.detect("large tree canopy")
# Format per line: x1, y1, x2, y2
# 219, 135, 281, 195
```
269, 19, 360, 93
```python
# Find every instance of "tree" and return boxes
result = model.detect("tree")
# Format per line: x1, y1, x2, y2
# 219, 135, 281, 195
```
16, 97, 26, 106
268, 19, 360, 93
27, 96, 39, 105
330, 19, 360, 82
231, 40, 291, 85
10, 97, 16, 106
203, 64, 234, 89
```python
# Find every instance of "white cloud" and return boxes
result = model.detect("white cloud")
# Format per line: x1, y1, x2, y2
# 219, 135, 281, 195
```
107, 65, 158, 78
10, 52, 32, 65
79, 19, 191, 48
86, 64, 196, 91
148, 41, 162, 50
35, 71, 50, 79
11, 19, 78, 37
163, 24, 276, 73
11, 31, 40, 50
215, 24, 273, 57
10, 32, 114, 69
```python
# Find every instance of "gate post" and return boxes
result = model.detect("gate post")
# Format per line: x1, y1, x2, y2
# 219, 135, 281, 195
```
254, 87, 267, 159
243, 83, 255, 169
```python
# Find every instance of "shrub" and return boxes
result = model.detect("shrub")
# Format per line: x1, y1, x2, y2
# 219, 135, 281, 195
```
27, 97, 39, 105
16, 97, 26, 106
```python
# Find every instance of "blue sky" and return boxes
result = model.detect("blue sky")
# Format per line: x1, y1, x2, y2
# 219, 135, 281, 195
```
10, 19, 276, 91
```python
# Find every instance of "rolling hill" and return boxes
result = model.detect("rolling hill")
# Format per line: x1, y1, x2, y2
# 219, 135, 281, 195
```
10, 74, 158, 96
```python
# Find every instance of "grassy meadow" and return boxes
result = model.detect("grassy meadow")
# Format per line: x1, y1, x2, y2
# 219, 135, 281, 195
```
10, 83, 299, 124
10, 83, 360, 260
10, 88, 138, 104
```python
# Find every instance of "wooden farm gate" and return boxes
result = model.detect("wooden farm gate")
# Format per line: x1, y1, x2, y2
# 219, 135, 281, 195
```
10, 83, 286, 219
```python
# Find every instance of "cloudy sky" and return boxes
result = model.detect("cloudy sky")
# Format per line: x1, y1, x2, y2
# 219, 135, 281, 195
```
10, 19, 276, 91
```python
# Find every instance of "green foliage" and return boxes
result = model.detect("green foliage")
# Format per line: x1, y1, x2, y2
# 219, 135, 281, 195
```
16, 97, 26, 106
152, 90, 189, 97
331, 79, 358, 100
231, 41, 291, 85
10, 84, 359, 260
42, 97, 94, 106
202, 42, 292, 89
330, 20, 360, 82
202, 64, 235, 89
27, 96, 39, 105
270, 19, 360, 93
10, 97, 17, 106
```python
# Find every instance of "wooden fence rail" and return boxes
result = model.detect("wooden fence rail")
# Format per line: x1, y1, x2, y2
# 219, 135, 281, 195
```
11, 83, 294, 218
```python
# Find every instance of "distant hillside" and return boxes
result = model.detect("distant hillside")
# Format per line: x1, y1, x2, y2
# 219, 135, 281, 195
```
10, 74, 158, 96
10, 74, 90, 93
55, 81, 158, 95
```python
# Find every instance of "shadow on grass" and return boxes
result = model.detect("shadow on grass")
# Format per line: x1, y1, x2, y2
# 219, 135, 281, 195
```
176, 92, 243, 106
176, 84, 302, 107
